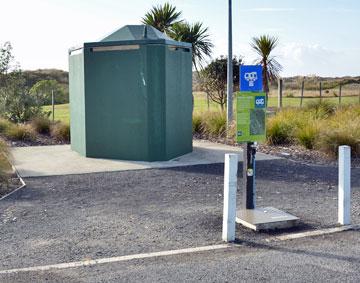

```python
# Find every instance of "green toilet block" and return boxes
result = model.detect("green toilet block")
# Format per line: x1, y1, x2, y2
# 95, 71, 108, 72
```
69, 25, 193, 161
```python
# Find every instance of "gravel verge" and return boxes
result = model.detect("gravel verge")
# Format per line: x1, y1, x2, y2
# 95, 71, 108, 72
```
0, 159, 359, 271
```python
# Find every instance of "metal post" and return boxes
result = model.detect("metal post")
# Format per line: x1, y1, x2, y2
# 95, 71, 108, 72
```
300, 79, 305, 107
243, 143, 256, 209
278, 78, 283, 108
339, 83, 342, 105
319, 81, 322, 101
51, 89, 55, 122
338, 146, 351, 225
222, 154, 238, 242
226, 0, 233, 129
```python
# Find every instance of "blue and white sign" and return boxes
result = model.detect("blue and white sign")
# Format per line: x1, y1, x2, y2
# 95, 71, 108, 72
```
240, 65, 263, 92
255, 96, 266, 108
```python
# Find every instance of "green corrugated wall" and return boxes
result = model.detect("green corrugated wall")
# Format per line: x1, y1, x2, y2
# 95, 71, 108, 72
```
69, 32, 192, 161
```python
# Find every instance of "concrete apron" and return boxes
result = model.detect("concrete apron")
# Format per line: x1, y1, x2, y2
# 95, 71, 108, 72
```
11, 140, 280, 178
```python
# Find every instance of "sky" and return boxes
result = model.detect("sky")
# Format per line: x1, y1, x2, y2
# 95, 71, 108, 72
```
0, 0, 359, 77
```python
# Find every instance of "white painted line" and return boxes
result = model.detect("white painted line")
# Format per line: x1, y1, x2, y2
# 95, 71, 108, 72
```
0, 244, 230, 274
338, 145, 351, 225
0, 165, 26, 201
268, 225, 360, 242
222, 154, 238, 242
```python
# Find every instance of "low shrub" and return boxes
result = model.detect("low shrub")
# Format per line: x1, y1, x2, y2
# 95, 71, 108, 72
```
305, 99, 336, 118
333, 104, 360, 119
0, 119, 12, 133
193, 105, 359, 159
5, 124, 36, 141
318, 128, 359, 157
31, 117, 51, 134
295, 123, 320, 149
192, 112, 203, 134
317, 106, 360, 157
266, 109, 303, 145
51, 122, 70, 142
267, 118, 293, 145
201, 111, 227, 138
0, 139, 10, 189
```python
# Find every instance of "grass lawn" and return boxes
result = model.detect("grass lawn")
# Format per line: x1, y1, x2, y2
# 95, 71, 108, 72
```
194, 92, 360, 111
43, 104, 70, 124
43, 92, 360, 122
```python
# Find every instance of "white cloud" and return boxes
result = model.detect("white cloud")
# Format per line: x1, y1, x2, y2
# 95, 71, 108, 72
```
210, 42, 360, 77
278, 43, 360, 76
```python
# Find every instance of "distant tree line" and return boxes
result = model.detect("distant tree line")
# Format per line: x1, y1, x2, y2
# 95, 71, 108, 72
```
23, 69, 68, 87
0, 42, 69, 123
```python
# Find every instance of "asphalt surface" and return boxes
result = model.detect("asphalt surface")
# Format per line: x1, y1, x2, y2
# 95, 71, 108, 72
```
0, 159, 359, 282
2, 231, 359, 283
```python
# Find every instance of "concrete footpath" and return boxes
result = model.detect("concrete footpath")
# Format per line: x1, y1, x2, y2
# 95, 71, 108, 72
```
10, 140, 279, 177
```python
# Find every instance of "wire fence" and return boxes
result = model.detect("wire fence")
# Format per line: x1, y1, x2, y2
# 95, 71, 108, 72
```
194, 76, 360, 112
272, 77, 360, 108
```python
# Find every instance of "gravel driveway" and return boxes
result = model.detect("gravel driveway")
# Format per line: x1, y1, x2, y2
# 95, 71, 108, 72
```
0, 159, 359, 282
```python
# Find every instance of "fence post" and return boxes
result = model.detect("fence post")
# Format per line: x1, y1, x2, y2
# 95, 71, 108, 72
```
278, 78, 283, 108
338, 146, 351, 225
222, 153, 238, 242
51, 89, 55, 122
300, 79, 305, 107
319, 81, 322, 101
339, 83, 342, 105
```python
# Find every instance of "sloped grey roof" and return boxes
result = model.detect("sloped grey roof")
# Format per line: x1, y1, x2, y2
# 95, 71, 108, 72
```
101, 25, 175, 42
74, 25, 191, 50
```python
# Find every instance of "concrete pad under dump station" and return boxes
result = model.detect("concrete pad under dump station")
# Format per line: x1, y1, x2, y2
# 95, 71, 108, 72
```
236, 207, 299, 231
11, 140, 279, 177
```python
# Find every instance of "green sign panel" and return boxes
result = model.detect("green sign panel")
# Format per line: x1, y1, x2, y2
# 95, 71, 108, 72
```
236, 92, 266, 143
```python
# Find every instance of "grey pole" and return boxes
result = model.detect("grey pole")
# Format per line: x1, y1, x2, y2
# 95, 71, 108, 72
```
226, 0, 233, 129
300, 79, 305, 107
339, 83, 342, 105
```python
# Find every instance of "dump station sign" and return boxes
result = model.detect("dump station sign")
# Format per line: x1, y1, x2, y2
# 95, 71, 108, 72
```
236, 92, 266, 142
237, 65, 266, 143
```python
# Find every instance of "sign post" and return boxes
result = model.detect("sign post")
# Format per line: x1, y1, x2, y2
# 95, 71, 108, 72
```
236, 65, 299, 231
238, 65, 265, 210
226, 0, 233, 127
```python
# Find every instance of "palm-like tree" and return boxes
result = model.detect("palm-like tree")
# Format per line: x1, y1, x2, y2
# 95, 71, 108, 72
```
171, 22, 213, 72
250, 35, 282, 94
141, 2, 182, 34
